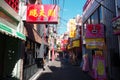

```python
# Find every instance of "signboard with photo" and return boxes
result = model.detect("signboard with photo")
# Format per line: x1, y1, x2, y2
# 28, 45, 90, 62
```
85, 24, 104, 38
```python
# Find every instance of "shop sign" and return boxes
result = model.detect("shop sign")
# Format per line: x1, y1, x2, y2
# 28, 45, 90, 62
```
69, 30, 76, 38
85, 38, 105, 49
61, 39, 68, 44
69, 19, 76, 38
112, 16, 120, 34
60, 44, 66, 51
26, 4, 58, 24
92, 51, 106, 80
67, 44, 71, 50
72, 40, 80, 48
85, 24, 104, 38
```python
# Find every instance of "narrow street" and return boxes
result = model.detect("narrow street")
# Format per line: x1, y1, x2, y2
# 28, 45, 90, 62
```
37, 59, 93, 80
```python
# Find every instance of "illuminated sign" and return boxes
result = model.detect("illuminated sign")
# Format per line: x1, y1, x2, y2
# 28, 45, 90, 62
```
26, 4, 58, 24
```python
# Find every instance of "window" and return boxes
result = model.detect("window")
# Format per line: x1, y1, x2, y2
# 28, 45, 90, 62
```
91, 9, 99, 24
87, 18, 91, 24
98, 6, 103, 23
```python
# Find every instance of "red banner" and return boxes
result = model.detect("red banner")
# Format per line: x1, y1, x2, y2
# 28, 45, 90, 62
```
26, 4, 58, 24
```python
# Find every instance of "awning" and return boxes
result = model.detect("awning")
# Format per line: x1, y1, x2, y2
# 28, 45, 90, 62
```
23, 23, 49, 46
0, 22, 26, 40
24, 25, 42, 44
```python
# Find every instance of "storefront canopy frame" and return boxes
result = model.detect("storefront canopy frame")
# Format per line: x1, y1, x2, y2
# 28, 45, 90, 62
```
0, 22, 26, 40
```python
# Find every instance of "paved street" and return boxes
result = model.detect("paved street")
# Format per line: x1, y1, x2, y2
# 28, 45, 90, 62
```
37, 59, 93, 80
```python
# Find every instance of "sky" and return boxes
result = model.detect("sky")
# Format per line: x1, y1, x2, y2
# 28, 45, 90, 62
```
42, 0, 86, 35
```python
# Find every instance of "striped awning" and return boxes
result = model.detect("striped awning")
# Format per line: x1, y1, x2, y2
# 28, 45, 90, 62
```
0, 22, 26, 40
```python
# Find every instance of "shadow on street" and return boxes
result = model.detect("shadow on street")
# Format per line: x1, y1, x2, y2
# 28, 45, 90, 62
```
37, 59, 93, 80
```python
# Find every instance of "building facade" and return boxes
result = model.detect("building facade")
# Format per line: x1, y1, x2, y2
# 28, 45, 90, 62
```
0, 0, 26, 80
82, 0, 120, 80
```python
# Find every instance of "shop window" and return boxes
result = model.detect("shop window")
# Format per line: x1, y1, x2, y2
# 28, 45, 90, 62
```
4, 0, 19, 13
25, 0, 37, 5
24, 40, 36, 66
98, 6, 103, 23
91, 9, 99, 24
87, 18, 91, 24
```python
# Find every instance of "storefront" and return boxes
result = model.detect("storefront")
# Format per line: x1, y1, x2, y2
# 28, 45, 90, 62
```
84, 24, 106, 80
67, 39, 82, 65
0, 32, 25, 79
82, 0, 120, 79
0, 0, 26, 79
23, 22, 49, 80
112, 16, 120, 80
23, 22, 41, 80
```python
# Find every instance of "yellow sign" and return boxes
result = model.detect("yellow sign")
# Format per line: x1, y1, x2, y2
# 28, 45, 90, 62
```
72, 40, 80, 47
97, 60, 105, 75
67, 44, 72, 49
86, 38, 105, 49
69, 19, 76, 38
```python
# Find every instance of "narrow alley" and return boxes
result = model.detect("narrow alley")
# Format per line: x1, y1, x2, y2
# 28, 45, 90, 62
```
36, 58, 93, 80
0, 0, 120, 80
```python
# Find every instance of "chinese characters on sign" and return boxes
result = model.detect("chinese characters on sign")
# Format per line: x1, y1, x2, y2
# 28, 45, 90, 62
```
26, 4, 58, 24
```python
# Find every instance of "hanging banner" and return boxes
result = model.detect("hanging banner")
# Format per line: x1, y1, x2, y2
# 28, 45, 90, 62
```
26, 4, 58, 24
85, 24, 104, 38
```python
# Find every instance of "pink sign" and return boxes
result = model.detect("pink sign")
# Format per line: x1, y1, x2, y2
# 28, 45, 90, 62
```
92, 51, 106, 80
85, 24, 104, 38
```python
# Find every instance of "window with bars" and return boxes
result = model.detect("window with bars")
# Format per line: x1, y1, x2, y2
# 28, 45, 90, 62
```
4, 0, 19, 13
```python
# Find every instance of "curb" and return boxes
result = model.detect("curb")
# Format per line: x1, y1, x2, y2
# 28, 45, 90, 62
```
29, 62, 50, 80
29, 69, 43, 80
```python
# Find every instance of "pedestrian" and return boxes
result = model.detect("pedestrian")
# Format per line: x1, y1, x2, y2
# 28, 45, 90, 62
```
82, 53, 89, 72
42, 57, 45, 70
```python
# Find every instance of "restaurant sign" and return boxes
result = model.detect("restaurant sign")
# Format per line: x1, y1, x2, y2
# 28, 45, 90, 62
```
85, 24, 104, 38
26, 4, 58, 24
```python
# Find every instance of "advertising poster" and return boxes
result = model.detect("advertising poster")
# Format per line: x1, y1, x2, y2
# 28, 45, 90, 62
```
92, 51, 106, 80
